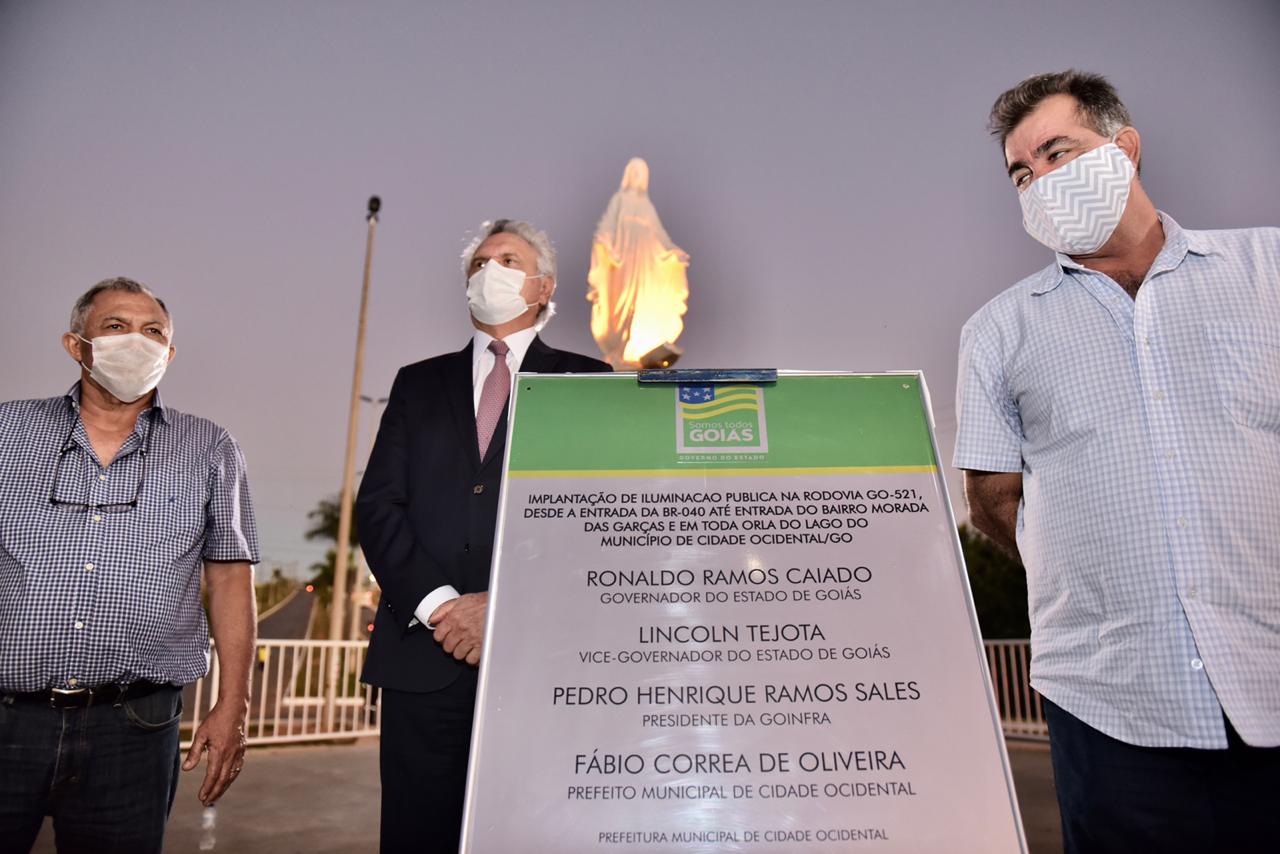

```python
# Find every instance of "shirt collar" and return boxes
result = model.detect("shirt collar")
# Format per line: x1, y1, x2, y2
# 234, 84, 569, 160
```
471, 325, 539, 368
65, 382, 170, 425
1031, 211, 1211, 296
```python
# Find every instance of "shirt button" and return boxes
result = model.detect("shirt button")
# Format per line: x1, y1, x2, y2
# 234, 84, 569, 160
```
92, 514, 103, 522
1177, 517, 1188, 528
472, 484, 485, 495
1164, 450, 1175, 461
1186, 587, 1198, 599
84, 563, 94, 571
74, 620, 84, 630
98, 474, 107, 481
1153, 390, 1166, 401
1191, 658, 1204, 670
68, 677, 79, 686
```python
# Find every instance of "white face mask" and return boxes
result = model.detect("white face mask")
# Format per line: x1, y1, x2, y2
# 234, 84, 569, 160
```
467, 260, 542, 325
1019, 141, 1136, 255
79, 333, 170, 403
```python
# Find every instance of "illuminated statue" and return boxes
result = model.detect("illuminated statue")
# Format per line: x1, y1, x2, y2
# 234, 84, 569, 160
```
587, 158, 689, 368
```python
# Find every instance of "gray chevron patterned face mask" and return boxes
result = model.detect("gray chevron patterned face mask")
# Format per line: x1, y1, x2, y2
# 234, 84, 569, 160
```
1019, 141, 1136, 255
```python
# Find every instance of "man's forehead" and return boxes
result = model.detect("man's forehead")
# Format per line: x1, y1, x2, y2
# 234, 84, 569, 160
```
474, 232, 534, 258
1005, 94, 1092, 158
87, 290, 167, 323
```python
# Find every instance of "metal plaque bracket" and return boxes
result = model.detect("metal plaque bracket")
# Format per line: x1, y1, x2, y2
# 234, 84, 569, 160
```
636, 368, 777, 384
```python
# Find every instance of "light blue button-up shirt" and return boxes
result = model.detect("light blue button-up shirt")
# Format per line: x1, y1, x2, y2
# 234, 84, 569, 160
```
955, 214, 1280, 748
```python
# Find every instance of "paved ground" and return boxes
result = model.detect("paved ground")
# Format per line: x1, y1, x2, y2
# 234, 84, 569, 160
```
32, 739, 1061, 852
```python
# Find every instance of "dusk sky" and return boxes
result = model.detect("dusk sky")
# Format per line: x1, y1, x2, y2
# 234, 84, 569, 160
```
3, 0, 1277, 574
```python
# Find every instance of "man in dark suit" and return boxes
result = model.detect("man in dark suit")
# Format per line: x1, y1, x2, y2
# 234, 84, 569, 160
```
357, 219, 610, 853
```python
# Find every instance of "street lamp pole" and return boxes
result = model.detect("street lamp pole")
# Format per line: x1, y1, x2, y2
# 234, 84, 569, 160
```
326, 195, 380, 727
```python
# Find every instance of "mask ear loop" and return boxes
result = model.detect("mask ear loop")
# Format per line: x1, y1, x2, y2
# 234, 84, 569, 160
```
529, 270, 555, 328
75, 335, 92, 368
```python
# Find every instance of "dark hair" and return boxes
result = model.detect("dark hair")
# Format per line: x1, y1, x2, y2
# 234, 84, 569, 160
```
989, 70, 1132, 147
70, 277, 172, 335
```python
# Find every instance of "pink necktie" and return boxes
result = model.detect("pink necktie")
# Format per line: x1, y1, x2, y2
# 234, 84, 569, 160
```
476, 339, 511, 457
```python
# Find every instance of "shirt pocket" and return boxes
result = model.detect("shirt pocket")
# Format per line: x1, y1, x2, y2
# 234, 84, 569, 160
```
138, 468, 209, 567
1205, 322, 1280, 433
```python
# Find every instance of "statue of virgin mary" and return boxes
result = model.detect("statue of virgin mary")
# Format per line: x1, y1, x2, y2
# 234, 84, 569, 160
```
587, 158, 689, 368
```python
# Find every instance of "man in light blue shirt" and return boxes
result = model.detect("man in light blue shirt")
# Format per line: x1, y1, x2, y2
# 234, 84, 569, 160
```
956, 70, 1279, 853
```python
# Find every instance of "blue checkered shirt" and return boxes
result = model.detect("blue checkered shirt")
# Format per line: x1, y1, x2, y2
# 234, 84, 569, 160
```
955, 214, 1280, 749
0, 384, 259, 691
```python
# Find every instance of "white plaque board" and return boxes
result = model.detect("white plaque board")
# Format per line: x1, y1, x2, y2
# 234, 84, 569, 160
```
461, 372, 1026, 853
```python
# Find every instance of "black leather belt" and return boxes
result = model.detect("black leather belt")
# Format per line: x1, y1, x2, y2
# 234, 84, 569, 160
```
5, 680, 172, 709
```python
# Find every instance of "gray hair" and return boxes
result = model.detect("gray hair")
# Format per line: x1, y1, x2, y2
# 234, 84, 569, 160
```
460, 219, 557, 281
70, 277, 173, 337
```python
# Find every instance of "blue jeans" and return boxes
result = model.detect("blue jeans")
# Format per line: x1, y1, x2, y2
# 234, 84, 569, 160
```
1044, 698, 1280, 854
0, 686, 182, 854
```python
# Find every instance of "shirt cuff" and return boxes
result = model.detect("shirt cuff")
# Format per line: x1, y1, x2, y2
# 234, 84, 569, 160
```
410, 585, 461, 629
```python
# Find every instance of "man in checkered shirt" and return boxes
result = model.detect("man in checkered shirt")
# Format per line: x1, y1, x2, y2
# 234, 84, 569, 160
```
956, 71, 1279, 853
0, 278, 259, 854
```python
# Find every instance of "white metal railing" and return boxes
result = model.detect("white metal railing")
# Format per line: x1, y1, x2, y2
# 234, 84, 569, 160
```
182, 640, 380, 749
182, 639, 1043, 748
984, 639, 1047, 739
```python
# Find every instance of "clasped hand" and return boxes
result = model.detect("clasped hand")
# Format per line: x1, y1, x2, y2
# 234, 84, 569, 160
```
430, 592, 488, 666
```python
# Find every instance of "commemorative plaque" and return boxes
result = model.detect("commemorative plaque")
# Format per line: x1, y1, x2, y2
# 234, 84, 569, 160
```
461, 372, 1026, 853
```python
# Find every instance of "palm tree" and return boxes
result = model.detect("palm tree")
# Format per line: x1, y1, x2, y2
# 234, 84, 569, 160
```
305, 496, 359, 605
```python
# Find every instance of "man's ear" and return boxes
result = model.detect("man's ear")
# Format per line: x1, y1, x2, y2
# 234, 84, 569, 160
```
62, 332, 88, 367
1115, 126, 1141, 172
540, 276, 557, 305
166, 345, 177, 364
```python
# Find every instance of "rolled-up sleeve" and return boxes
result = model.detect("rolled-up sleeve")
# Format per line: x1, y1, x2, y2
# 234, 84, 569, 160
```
203, 433, 261, 563
954, 320, 1024, 473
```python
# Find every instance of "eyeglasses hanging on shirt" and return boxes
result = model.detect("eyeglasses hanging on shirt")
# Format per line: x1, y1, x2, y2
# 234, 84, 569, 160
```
49, 410, 154, 513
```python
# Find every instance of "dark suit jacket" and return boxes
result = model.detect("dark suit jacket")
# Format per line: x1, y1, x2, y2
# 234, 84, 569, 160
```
357, 336, 610, 693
